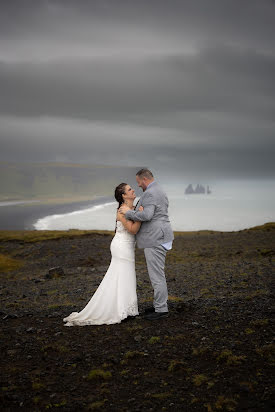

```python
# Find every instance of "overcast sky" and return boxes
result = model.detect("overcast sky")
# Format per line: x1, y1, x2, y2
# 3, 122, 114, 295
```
0, 0, 274, 180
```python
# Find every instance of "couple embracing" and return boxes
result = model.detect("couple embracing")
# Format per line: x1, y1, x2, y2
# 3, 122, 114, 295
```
63, 168, 174, 326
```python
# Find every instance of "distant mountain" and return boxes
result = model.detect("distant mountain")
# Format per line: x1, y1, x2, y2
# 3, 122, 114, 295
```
185, 184, 212, 194
0, 162, 140, 201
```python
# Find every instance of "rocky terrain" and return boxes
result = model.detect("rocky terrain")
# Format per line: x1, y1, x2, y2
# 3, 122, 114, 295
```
0, 223, 274, 411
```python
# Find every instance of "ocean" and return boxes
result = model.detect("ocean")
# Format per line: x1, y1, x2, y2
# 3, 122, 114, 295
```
32, 179, 275, 232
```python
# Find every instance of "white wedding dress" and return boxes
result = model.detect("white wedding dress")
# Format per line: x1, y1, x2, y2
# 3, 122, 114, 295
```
63, 220, 139, 326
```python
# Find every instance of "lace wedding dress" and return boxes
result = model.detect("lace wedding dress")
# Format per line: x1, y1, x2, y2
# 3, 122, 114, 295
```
63, 221, 139, 326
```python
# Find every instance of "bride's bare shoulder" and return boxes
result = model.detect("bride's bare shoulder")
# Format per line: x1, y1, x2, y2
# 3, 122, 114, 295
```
116, 210, 123, 222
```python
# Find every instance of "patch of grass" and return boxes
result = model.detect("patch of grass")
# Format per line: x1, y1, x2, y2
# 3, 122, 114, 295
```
250, 319, 269, 328
87, 369, 112, 380
45, 400, 67, 409
245, 328, 255, 335
207, 306, 219, 312
239, 381, 255, 392
47, 289, 58, 295
257, 249, 274, 257
192, 374, 208, 386
151, 392, 172, 399
214, 395, 238, 411
87, 400, 108, 410
255, 343, 275, 364
168, 295, 184, 302
0, 253, 24, 273
47, 304, 61, 309
126, 324, 143, 332
204, 403, 214, 412
200, 287, 210, 294
121, 350, 146, 364
125, 351, 145, 359
245, 289, 269, 300
0, 229, 113, 243
2, 385, 18, 391
41, 343, 69, 354
148, 336, 161, 344
247, 222, 275, 231
120, 369, 129, 376
192, 346, 210, 356
216, 349, 246, 366
168, 360, 188, 372
139, 298, 153, 303
6, 302, 20, 308
32, 381, 45, 390
236, 281, 249, 289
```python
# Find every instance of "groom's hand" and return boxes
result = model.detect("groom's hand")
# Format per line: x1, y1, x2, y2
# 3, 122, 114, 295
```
138, 206, 144, 212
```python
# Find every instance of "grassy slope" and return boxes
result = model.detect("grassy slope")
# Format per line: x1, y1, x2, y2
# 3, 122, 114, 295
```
0, 222, 273, 244
0, 162, 139, 201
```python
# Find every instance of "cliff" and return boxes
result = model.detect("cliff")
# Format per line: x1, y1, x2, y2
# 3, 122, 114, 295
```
0, 162, 140, 201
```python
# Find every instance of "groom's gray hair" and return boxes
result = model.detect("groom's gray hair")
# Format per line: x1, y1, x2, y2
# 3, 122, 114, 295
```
136, 168, 154, 179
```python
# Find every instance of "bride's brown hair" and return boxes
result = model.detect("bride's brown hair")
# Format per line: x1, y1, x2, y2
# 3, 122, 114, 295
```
114, 183, 127, 209
114, 183, 127, 232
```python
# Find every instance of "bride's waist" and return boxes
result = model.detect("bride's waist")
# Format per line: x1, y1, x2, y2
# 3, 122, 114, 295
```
113, 234, 135, 242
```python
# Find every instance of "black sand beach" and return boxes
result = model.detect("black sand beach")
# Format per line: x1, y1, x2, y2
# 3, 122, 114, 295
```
0, 196, 114, 230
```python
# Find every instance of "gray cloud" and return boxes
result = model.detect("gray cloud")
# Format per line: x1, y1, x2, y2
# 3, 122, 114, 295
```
0, 0, 274, 179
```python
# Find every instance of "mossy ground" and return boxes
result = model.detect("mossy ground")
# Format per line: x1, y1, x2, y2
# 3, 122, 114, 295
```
0, 223, 274, 411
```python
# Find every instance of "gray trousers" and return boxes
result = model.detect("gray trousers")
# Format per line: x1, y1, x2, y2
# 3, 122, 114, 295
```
144, 245, 168, 312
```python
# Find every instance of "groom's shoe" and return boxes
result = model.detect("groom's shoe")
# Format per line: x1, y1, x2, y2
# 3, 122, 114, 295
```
144, 311, 168, 320
144, 306, 155, 314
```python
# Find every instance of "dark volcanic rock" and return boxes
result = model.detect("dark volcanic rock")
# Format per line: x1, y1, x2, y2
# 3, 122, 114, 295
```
46, 266, 65, 279
0, 227, 274, 411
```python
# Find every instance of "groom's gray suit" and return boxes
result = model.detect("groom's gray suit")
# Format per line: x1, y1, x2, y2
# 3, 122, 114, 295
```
125, 181, 174, 312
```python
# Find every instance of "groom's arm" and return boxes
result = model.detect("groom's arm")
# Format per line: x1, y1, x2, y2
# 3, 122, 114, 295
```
125, 204, 155, 222
125, 194, 156, 222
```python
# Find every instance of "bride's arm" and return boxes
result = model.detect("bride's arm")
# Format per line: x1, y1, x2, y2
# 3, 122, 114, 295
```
117, 211, 141, 235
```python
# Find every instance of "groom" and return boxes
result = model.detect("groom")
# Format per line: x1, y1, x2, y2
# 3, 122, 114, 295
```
120, 168, 174, 320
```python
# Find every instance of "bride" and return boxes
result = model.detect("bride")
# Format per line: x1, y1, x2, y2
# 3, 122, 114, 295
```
63, 183, 142, 326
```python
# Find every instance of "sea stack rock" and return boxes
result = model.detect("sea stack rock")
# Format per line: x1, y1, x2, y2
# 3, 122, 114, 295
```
185, 183, 212, 194
194, 184, 205, 194
185, 184, 194, 194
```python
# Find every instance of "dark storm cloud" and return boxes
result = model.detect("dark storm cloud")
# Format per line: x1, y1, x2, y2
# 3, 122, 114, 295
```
0, 0, 274, 178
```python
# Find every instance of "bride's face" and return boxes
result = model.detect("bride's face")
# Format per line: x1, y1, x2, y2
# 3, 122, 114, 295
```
123, 185, 136, 202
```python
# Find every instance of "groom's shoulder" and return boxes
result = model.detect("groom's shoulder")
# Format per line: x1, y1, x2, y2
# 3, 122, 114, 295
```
151, 182, 168, 200
146, 182, 167, 199
149, 181, 164, 193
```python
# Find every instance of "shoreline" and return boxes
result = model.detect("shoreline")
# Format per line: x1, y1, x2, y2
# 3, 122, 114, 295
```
0, 195, 114, 231
0, 193, 274, 233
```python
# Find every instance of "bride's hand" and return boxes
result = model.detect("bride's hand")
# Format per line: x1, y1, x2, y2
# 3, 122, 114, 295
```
138, 206, 144, 212
119, 204, 130, 215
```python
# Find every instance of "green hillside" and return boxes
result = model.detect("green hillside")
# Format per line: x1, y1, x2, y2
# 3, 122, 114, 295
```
0, 162, 140, 201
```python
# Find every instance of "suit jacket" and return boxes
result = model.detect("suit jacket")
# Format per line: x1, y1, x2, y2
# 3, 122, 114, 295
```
125, 181, 174, 248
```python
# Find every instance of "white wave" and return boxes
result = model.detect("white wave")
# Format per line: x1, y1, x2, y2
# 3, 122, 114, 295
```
34, 201, 117, 230
0, 200, 41, 207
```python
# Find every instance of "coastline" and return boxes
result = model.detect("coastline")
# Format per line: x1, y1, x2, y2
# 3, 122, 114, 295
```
0, 195, 114, 231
